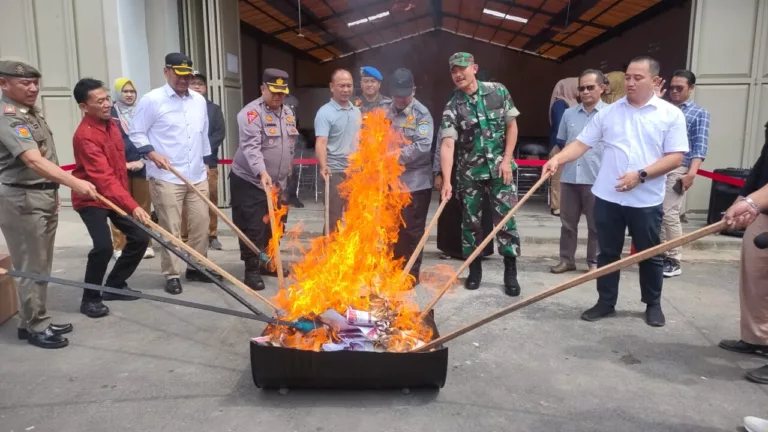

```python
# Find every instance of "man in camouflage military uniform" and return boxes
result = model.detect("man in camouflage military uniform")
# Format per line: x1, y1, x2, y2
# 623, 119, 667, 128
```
0, 58, 97, 348
439, 52, 522, 296
352, 66, 391, 115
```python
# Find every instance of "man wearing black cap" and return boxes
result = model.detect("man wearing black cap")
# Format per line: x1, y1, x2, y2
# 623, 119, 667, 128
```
182, 71, 226, 251
230, 68, 296, 290
352, 66, 391, 114
130, 52, 219, 295
386, 68, 435, 284
0, 57, 98, 348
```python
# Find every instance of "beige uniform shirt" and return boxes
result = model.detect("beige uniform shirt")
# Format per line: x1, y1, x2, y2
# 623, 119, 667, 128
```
0, 95, 58, 184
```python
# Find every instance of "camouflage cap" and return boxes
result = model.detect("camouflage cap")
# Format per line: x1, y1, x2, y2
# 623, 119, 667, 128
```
449, 52, 474, 67
0, 57, 41, 78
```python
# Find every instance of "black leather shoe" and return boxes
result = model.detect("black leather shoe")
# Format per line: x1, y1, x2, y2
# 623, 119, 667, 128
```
102, 287, 141, 301
185, 268, 222, 283
719, 339, 768, 355
80, 301, 110, 318
244, 270, 265, 291
27, 327, 69, 349
581, 303, 616, 322
165, 278, 183, 295
746, 365, 768, 384
503, 256, 521, 297
18, 323, 73, 340
645, 304, 666, 327
464, 259, 482, 290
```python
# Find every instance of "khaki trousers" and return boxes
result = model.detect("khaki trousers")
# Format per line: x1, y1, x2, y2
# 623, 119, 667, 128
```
739, 214, 768, 345
559, 183, 598, 266
660, 166, 688, 261
549, 146, 563, 211
111, 176, 152, 250
181, 166, 218, 241
0, 185, 57, 332
149, 178, 210, 278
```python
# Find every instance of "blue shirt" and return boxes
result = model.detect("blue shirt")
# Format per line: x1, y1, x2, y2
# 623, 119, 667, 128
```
557, 101, 607, 184
679, 99, 710, 167
314, 98, 362, 172
549, 99, 569, 150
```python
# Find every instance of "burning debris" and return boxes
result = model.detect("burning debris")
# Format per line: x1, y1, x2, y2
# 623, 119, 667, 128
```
259, 109, 436, 353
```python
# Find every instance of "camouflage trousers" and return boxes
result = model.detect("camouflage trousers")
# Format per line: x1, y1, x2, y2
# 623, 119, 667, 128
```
458, 177, 521, 258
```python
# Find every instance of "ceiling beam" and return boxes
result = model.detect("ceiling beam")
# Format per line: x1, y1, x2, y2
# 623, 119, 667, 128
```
239, 21, 320, 64
275, 0, 358, 54
558, 0, 687, 62
271, 0, 394, 36
521, 0, 601, 52
539, 0, 621, 57
487, 0, 610, 30
431, 0, 443, 28
312, 13, 431, 52
441, 12, 576, 49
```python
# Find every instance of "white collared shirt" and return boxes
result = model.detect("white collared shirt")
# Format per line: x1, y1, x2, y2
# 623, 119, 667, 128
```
129, 84, 211, 184
576, 95, 689, 207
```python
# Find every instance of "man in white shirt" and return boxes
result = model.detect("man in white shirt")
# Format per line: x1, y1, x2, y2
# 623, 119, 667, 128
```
543, 56, 689, 327
129, 52, 218, 295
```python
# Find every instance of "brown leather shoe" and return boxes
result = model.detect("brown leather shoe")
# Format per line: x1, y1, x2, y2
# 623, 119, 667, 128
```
588, 264, 598, 272
550, 262, 576, 274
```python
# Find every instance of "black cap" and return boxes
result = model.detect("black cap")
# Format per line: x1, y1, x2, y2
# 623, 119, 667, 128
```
263, 68, 290, 94
192, 70, 207, 83
164, 53, 194, 75
391, 68, 414, 97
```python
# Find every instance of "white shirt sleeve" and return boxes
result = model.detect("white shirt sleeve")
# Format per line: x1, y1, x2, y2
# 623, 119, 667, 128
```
128, 95, 155, 149
663, 109, 690, 154
575, 109, 604, 148
201, 98, 212, 157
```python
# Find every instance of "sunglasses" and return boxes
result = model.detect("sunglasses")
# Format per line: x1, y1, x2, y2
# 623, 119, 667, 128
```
577, 85, 598, 92
670, 85, 687, 92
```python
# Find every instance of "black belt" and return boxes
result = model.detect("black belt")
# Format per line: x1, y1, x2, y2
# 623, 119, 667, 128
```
1, 182, 59, 190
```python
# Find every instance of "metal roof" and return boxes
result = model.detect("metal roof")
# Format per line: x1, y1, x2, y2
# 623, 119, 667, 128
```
240, 0, 685, 62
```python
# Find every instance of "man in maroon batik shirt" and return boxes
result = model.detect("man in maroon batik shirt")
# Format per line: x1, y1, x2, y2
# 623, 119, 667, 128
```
71, 78, 152, 318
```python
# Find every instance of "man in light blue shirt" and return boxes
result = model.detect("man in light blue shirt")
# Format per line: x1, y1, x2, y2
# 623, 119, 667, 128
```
551, 69, 606, 274
314, 69, 361, 233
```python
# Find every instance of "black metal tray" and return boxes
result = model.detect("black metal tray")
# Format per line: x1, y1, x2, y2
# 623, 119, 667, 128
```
250, 310, 448, 390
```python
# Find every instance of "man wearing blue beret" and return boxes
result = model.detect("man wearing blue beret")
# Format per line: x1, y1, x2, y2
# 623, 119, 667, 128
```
352, 66, 391, 114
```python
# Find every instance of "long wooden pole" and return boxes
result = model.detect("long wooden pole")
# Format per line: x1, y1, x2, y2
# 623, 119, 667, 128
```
417, 174, 551, 320
263, 183, 286, 291
94, 193, 279, 311
324, 173, 330, 235
400, 198, 448, 281
414, 220, 728, 352
167, 165, 261, 255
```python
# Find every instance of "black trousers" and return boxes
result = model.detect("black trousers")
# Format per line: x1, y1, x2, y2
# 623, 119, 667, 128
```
78, 206, 149, 302
393, 189, 432, 280
594, 197, 663, 307
230, 173, 288, 263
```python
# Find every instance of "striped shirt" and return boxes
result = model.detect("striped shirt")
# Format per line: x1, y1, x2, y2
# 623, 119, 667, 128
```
679, 99, 710, 167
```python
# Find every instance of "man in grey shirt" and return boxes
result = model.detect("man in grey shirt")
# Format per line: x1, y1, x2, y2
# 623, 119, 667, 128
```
314, 69, 361, 234
551, 69, 606, 274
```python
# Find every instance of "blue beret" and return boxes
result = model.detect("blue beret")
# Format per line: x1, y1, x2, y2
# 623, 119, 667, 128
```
360, 66, 383, 81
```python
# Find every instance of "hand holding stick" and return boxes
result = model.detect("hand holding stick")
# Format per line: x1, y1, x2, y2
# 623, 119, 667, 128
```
94, 193, 279, 312
263, 182, 286, 291
166, 165, 262, 255
400, 198, 448, 282
418, 174, 551, 321
414, 220, 728, 352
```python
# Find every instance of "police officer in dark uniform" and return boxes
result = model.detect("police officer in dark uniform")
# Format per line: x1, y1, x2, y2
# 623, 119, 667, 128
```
352, 66, 391, 114
0, 57, 97, 349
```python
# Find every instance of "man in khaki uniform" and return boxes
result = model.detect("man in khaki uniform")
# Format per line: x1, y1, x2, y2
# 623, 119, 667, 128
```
230, 68, 296, 290
0, 58, 97, 349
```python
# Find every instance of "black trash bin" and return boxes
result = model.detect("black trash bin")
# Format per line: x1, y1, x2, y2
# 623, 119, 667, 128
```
706, 168, 750, 238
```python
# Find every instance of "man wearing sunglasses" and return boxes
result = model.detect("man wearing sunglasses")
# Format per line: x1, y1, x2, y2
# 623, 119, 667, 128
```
661, 70, 710, 278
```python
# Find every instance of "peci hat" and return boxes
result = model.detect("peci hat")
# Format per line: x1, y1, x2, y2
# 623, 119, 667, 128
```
164, 53, 194, 75
390, 68, 415, 97
448, 52, 474, 68
263, 68, 290, 94
0, 57, 41, 78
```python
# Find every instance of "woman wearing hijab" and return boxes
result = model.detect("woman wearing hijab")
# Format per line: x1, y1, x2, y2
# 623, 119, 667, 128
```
601, 71, 626, 104
110, 78, 154, 259
548, 77, 580, 216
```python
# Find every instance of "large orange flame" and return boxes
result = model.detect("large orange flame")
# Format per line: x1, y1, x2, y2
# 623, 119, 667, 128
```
268, 109, 433, 352
263, 186, 288, 272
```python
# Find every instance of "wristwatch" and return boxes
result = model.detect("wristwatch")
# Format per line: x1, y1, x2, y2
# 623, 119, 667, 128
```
637, 169, 648, 184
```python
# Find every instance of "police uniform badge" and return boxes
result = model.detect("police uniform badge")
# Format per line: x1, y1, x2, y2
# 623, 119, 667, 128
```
4, 105, 16, 115
406, 114, 414, 123
289, 127, 298, 134
14, 124, 32, 140
286, 116, 294, 123
266, 115, 273, 122
418, 124, 429, 136
15, 64, 25, 76
247, 111, 258, 124
268, 128, 277, 134
354, 99, 361, 107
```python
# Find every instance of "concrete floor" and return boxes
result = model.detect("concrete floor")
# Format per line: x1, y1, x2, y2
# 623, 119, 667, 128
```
0, 204, 763, 432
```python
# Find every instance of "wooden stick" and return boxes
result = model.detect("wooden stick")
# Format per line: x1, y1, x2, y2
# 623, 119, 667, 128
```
414, 220, 728, 352
417, 174, 551, 320
324, 173, 330, 235
400, 198, 448, 281
166, 165, 261, 255
263, 183, 286, 291
94, 193, 279, 311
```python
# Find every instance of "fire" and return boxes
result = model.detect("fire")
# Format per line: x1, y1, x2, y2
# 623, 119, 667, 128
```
266, 109, 434, 352
262, 186, 288, 272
